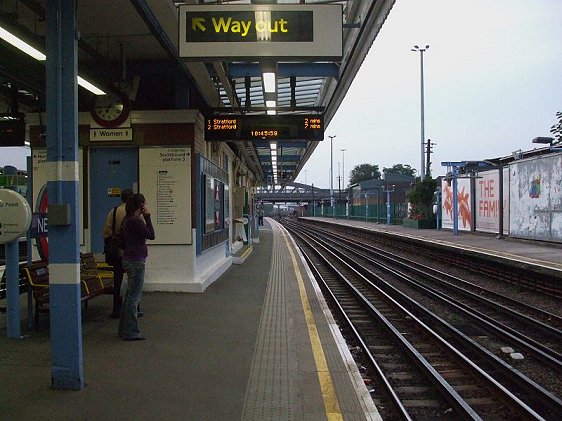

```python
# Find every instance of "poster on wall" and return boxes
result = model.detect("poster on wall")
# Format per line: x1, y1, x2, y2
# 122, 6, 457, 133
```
139, 147, 192, 244
475, 168, 510, 234
31, 149, 85, 260
441, 177, 472, 231
510, 153, 562, 242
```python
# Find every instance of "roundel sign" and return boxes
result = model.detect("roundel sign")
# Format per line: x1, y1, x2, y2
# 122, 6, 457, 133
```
0, 189, 32, 244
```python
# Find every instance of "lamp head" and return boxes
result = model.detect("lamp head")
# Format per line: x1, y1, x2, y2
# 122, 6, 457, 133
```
532, 136, 554, 144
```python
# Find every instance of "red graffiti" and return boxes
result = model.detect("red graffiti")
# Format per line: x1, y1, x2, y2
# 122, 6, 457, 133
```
443, 184, 472, 228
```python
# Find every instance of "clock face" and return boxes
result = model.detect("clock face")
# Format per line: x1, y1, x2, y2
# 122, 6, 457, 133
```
91, 92, 130, 128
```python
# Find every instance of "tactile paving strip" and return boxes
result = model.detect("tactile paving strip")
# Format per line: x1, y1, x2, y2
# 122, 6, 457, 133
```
241, 223, 297, 420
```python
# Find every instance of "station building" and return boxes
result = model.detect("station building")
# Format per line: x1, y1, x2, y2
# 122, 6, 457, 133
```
0, 1, 395, 294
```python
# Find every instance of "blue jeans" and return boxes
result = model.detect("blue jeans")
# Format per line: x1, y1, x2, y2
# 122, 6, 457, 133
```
118, 259, 145, 339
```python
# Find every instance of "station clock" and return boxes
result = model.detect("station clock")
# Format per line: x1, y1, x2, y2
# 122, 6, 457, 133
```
90, 92, 131, 128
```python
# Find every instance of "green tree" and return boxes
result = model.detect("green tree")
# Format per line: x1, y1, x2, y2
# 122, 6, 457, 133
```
550, 111, 562, 144
383, 164, 417, 178
407, 177, 437, 220
348, 163, 381, 186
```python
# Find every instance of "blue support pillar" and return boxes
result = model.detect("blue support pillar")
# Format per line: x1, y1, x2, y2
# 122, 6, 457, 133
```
26, 156, 33, 330
452, 176, 459, 236
5, 241, 20, 338
46, 0, 84, 390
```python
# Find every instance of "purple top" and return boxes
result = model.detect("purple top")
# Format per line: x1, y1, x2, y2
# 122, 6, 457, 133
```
123, 215, 155, 262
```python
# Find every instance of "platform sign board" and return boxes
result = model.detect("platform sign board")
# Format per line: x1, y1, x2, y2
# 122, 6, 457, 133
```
205, 114, 323, 141
0, 189, 32, 244
179, 4, 342, 61
139, 147, 192, 245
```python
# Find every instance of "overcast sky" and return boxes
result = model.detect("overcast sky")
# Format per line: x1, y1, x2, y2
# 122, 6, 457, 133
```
2, 0, 561, 191
303, 0, 562, 189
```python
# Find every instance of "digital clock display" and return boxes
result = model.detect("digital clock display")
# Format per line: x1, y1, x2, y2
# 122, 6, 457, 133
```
251, 130, 279, 138
205, 114, 324, 141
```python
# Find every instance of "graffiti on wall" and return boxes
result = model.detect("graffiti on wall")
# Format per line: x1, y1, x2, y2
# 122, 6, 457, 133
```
441, 178, 472, 231
529, 175, 541, 198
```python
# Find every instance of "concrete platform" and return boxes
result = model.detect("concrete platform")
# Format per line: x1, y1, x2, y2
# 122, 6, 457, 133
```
0, 218, 379, 420
303, 217, 562, 273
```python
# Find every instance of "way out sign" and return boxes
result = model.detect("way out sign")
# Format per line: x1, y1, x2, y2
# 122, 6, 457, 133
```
179, 4, 342, 61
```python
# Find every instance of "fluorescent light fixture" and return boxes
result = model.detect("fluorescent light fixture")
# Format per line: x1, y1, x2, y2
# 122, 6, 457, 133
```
0, 25, 106, 95
0, 25, 46, 60
266, 100, 276, 115
271, 149, 277, 156
77, 76, 106, 95
270, 141, 277, 150
263, 72, 276, 93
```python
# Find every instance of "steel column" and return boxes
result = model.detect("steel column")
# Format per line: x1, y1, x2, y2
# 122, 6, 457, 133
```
46, 0, 83, 390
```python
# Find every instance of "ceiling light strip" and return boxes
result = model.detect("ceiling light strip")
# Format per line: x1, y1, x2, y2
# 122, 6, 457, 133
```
0, 24, 106, 95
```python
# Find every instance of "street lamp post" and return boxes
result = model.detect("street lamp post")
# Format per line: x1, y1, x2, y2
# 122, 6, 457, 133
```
340, 148, 347, 218
328, 135, 336, 217
411, 44, 429, 179
383, 184, 395, 225
340, 148, 346, 189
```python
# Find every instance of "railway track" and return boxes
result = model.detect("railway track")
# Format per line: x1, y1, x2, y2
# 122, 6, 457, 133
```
281, 219, 562, 420
303, 219, 562, 299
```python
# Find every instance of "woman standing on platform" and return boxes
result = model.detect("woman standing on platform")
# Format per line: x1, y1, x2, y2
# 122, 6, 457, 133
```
118, 193, 155, 341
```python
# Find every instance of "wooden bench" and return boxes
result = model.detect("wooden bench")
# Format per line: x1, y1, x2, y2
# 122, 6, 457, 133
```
23, 260, 110, 328
79, 252, 114, 294
0, 262, 30, 313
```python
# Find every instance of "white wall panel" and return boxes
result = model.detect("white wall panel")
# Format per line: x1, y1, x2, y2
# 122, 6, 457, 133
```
510, 153, 562, 242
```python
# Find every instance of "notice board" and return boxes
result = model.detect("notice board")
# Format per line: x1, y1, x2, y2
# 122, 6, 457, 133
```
31, 149, 85, 251
139, 147, 192, 244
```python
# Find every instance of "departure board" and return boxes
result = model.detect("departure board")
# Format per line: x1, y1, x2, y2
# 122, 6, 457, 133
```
0, 113, 25, 147
205, 114, 324, 141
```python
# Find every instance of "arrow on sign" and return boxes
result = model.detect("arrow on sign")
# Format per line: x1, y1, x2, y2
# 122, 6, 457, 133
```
192, 18, 206, 32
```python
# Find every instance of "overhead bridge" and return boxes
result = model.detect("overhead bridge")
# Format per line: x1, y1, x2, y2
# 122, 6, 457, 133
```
255, 182, 335, 203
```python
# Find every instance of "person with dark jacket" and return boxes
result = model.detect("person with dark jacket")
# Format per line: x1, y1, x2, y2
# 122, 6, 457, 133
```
118, 193, 155, 341
103, 188, 133, 318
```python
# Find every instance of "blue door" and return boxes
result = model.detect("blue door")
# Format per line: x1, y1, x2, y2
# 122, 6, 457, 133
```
89, 148, 138, 253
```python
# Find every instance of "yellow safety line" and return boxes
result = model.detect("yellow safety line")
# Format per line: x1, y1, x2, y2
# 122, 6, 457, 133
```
281, 228, 343, 421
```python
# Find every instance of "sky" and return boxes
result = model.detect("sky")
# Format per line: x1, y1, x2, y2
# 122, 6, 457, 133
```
302, 0, 562, 189
2, 0, 561, 189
